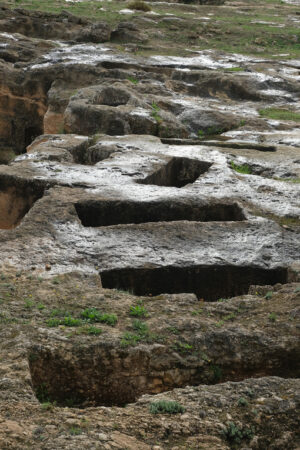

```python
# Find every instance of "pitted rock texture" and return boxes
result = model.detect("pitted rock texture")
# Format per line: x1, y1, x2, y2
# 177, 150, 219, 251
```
0, 3, 299, 448
0, 6, 111, 42
0, 270, 299, 448
0, 134, 299, 288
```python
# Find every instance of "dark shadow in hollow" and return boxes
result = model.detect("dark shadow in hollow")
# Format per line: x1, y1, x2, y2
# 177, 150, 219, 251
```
75, 199, 246, 227
0, 177, 45, 229
137, 157, 212, 188
100, 265, 288, 301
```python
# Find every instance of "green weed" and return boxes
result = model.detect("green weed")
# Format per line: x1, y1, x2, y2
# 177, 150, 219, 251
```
259, 108, 300, 122
269, 312, 277, 322
129, 304, 148, 317
127, 76, 139, 84
238, 397, 249, 407
230, 161, 252, 174
81, 308, 117, 326
149, 400, 185, 414
128, 0, 151, 11
223, 422, 255, 445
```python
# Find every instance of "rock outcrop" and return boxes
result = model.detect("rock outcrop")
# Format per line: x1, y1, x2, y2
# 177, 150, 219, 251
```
0, 2, 299, 448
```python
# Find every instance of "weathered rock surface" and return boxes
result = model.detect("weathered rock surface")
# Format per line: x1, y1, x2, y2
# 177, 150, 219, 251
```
0, 6, 111, 42
0, 270, 299, 448
0, 2, 299, 448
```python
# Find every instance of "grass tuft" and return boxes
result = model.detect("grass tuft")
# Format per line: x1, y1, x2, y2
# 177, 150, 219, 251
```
230, 161, 252, 174
259, 108, 300, 122
128, 0, 151, 11
149, 400, 185, 414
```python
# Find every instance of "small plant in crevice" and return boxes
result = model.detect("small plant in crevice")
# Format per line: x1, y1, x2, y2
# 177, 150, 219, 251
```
210, 364, 223, 382
127, 75, 139, 85
149, 400, 185, 415
69, 426, 83, 436
50, 308, 69, 318
225, 66, 244, 72
129, 304, 148, 318
120, 331, 142, 347
121, 319, 163, 347
24, 298, 34, 309
132, 319, 149, 336
46, 317, 81, 327
222, 422, 255, 445
198, 126, 225, 138
151, 102, 162, 123
172, 341, 193, 353
36, 383, 50, 403
191, 309, 203, 316
259, 108, 300, 122
41, 401, 56, 411
81, 308, 118, 326
238, 397, 249, 407
62, 317, 82, 327
230, 160, 252, 174
128, 0, 151, 12
215, 312, 237, 327
167, 326, 180, 335
85, 326, 102, 335
269, 312, 277, 322
46, 318, 62, 327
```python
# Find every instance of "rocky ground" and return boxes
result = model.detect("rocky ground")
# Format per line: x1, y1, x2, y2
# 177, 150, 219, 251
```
0, 0, 299, 448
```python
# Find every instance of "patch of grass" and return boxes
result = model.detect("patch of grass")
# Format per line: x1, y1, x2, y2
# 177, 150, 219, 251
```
259, 108, 300, 122
37, 303, 45, 310
127, 75, 139, 84
81, 308, 118, 326
121, 318, 163, 347
46, 318, 61, 327
230, 161, 252, 174
151, 102, 162, 123
128, 0, 151, 11
215, 312, 237, 327
41, 401, 56, 411
265, 291, 273, 300
132, 319, 149, 336
50, 308, 69, 317
225, 67, 244, 72
269, 312, 277, 322
223, 422, 255, 445
24, 299, 34, 309
275, 177, 300, 184
172, 341, 193, 353
36, 383, 50, 403
120, 331, 142, 347
167, 326, 180, 334
69, 426, 82, 436
149, 400, 185, 414
86, 326, 102, 335
210, 364, 222, 382
129, 304, 148, 318
238, 397, 249, 407
46, 317, 81, 327
191, 309, 203, 316
198, 126, 225, 138
62, 317, 82, 327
